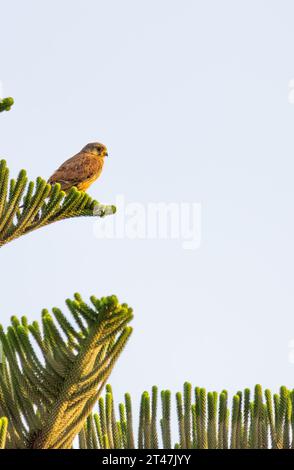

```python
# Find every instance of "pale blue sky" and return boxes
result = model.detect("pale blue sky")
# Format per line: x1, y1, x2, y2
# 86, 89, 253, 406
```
1, 0, 294, 421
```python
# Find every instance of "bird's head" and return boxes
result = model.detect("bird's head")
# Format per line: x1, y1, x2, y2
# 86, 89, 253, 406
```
81, 142, 108, 158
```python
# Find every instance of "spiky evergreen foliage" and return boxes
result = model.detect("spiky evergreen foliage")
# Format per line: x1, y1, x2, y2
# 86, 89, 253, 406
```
0, 97, 14, 113
0, 417, 8, 449
79, 383, 294, 449
0, 293, 133, 449
0, 160, 115, 247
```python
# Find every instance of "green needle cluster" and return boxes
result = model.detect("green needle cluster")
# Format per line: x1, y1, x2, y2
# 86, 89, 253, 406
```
0, 160, 116, 246
0, 294, 133, 449
79, 383, 294, 449
0, 97, 14, 113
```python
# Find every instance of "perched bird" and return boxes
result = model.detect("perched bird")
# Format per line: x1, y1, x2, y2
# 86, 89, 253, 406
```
48, 142, 108, 192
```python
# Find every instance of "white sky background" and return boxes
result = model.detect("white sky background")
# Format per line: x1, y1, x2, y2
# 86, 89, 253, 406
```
1, 0, 294, 430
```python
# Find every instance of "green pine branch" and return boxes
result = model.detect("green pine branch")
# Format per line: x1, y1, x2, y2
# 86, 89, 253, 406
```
0, 160, 115, 247
0, 97, 14, 113
79, 383, 294, 449
0, 417, 8, 449
0, 293, 133, 449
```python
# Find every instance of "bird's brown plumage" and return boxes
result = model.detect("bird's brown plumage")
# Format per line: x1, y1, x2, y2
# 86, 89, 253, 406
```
48, 142, 108, 192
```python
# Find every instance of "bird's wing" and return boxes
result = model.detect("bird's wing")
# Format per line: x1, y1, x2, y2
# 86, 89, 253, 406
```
48, 152, 103, 191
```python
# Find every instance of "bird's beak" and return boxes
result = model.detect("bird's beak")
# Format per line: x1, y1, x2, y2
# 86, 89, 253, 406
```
105, 152, 109, 157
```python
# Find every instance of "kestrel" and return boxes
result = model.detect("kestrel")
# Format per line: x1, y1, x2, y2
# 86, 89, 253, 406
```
48, 142, 108, 192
